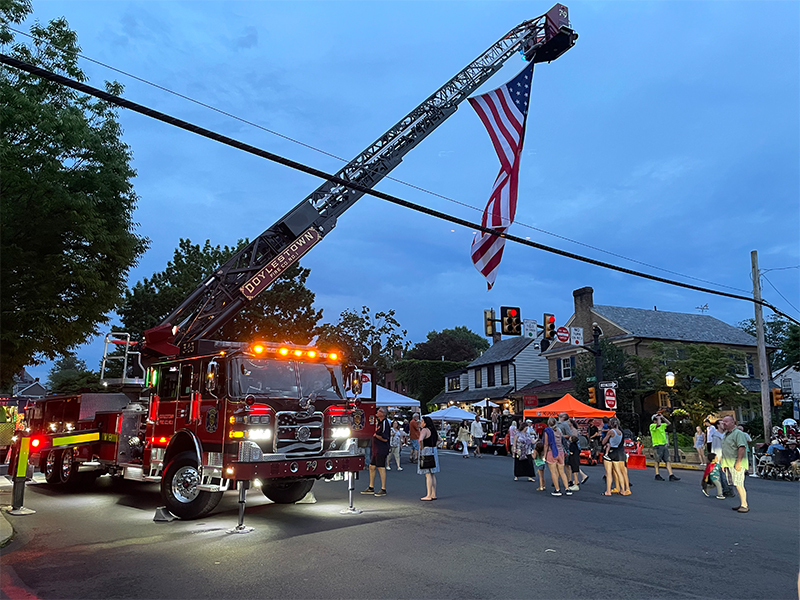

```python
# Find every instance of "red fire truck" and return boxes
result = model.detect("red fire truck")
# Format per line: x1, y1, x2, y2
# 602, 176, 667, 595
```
13, 5, 576, 522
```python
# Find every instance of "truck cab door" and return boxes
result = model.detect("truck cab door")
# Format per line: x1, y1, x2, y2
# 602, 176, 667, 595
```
176, 363, 194, 430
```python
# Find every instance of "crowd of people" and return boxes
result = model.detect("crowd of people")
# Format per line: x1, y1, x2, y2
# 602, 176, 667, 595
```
358, 408, 756, 512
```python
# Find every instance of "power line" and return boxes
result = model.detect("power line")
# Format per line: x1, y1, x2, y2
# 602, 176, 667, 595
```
761, 273, 799, 314
3, 52, 798, 327
1, 24, 754, 296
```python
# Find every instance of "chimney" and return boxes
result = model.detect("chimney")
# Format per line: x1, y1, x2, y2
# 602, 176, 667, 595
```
573, 286, 594, 316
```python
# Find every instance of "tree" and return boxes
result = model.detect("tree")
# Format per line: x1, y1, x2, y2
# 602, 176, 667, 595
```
406, 326, 489, 362
738, 315, 792, 371
46, 352, 102, 394
0, 1, 149, 386
315, 306, 409, 382
785, 324, 800, 370
118, 239, 322, 343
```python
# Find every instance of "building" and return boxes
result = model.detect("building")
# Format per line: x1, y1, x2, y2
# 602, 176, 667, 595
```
542, 287, 772, 422
431, 337, 549, 414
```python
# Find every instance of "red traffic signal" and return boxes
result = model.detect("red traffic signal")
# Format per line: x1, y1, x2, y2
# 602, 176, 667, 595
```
543, 313, 556, 339
500, 306, 522, 336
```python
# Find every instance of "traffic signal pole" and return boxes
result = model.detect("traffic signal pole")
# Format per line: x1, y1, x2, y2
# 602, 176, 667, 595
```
593, 325, 603, 407
751, 251, 773, 442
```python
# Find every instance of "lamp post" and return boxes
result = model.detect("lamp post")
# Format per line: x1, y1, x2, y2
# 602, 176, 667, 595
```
665, 371, 681, 463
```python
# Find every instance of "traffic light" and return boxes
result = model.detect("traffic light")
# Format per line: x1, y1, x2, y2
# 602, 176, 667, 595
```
588, 387, 596, 405
543, 313, 556, 339
484, 309, 495, 337
500, 306, 522, 335
772, 388, 784, 406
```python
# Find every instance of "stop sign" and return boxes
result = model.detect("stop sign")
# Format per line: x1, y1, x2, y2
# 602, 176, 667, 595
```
604, 388, 617, 410
556, 326, 570, 343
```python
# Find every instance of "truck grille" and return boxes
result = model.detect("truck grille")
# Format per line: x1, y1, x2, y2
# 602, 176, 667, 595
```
274, 411, 324, 456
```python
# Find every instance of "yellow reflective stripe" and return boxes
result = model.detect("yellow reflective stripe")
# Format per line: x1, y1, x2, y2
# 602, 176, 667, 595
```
16, 437, 30, 478
52, 432, 100, 446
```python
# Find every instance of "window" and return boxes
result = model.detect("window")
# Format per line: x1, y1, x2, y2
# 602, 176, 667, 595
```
501, 364, 509, 386
447, 377, 461, 391
475, 368, 482, 389
557, 356, 575, 380
180, 363, 193, 398
158, 365, 179, 400
658, 391, 670, 409
487, 366, 495, 387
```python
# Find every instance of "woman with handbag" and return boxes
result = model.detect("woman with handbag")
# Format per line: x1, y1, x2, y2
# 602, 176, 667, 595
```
418, 416, 440, 501
513, 422, 535, 482
456, 420, 470, 458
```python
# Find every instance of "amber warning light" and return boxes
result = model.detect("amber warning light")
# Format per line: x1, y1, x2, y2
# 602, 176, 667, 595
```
251, 343, 340, 362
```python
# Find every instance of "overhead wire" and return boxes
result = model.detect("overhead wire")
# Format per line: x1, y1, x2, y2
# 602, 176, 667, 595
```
761, 273, 799, 315
1, 23, 754, 296
3, 52, 798, 327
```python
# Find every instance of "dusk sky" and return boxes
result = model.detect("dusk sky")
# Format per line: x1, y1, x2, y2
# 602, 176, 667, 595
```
17, 1, 799, 382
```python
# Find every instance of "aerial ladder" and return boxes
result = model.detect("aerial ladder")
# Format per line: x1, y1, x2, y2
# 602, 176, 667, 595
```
143, 3, 578, 358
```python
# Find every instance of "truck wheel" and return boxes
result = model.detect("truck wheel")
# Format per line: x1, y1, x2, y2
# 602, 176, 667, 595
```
44, 449, 62, 484
262, 479, 314, 504
161, 452, 222, 520
59, 448, 83, 485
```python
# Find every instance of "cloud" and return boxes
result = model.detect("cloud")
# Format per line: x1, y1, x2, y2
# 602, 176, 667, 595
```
235, 26, 258, 49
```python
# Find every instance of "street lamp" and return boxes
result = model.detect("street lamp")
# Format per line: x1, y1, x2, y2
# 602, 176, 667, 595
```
665, 371, 681, 463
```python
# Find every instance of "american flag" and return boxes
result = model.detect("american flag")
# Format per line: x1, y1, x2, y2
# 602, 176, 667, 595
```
468, 62, 534, 289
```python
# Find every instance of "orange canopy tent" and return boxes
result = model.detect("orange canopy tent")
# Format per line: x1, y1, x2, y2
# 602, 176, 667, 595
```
523, 393, 615, 419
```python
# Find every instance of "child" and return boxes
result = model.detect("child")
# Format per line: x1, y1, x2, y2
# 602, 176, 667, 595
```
532, 441, 547, 491
701, 452, 725, 499
568, 435, 582, 487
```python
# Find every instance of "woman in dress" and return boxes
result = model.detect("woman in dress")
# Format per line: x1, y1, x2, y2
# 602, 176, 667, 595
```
418, 416, 440, 501
694, 425, 706, 466
457, 420, 470, 458
543, 417, 571, 496
387, 420, 405, 471
513, 422, 535, 482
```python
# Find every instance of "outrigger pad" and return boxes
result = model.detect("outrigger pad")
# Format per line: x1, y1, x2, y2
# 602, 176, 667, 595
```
153, 506, 175, 522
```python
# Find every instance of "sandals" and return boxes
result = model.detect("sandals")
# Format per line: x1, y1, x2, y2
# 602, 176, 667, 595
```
621, 490, 632, 496
601, 492, 613, 496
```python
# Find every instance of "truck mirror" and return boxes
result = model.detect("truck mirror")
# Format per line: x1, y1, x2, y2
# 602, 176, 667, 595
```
350, 368, 363, 396
206, 361, 219, 396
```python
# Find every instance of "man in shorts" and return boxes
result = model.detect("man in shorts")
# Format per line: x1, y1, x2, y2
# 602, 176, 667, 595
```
408, 413, 421, 463
721, 415, 749, 512
362, 407, 390, 496
650, 413, 680, 482
471, 415, 484, 458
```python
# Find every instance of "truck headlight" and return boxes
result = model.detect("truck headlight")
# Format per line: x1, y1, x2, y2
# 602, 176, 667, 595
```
331, 427, 351, 439
246, 428, 273, 440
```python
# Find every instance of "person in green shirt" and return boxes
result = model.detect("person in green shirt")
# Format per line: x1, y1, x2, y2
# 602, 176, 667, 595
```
721, 415, 749, 513
649, 413, 680, 481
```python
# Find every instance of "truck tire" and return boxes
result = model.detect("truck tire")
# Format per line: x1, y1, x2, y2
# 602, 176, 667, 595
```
262, 479, 314, 504
161, 452, 222, 520
59, 448, 80, 485
44, 449, 62, 484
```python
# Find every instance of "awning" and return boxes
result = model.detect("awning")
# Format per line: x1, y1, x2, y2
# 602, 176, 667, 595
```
471, 400, 499, 408
523, 393, 615, 419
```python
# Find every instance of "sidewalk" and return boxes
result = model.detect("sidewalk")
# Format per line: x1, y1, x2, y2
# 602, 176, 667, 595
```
0, 476, 14, 547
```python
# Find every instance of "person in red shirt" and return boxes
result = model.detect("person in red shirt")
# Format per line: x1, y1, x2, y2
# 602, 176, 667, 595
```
408, 413, 421, 464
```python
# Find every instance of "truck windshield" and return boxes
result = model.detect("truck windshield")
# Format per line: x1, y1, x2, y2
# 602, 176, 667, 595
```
233, 358, 345, 400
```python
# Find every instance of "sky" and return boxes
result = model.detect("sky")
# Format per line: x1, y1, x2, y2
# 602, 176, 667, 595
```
15, 1, 800, 383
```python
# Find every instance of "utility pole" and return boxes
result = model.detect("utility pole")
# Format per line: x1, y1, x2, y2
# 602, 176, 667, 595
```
751, 250, 772, 442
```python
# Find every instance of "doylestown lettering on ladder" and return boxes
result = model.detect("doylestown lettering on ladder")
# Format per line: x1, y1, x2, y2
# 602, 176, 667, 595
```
240, 228, 321, 301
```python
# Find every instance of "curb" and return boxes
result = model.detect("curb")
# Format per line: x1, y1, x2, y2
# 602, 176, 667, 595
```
0, 507, 13, 547
644, 460, 703, 471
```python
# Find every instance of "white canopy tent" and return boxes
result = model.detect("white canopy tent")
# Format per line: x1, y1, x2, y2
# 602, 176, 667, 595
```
348, 382, 420, 408
425, 406, 480, 422
471, 399, 499, 408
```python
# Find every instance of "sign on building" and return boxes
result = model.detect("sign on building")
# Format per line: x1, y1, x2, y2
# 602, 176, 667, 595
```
570, 327, 583, 346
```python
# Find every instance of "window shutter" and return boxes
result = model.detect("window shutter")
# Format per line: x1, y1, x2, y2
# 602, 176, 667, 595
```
570, 356, 576, 371
557, 360, 562, 380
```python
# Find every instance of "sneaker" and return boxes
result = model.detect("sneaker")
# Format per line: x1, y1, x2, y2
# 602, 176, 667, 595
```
669, 474, 681, 481
360, 487, 374, 495
551, 491, 562, 496
514, 477, 518, 481
397, 467, 403, 471
386, 467, 391, 471
374, 489, 387, 497
655, 474, 665, 481
565, 490, 573, 496
568, 485, 579, 491
716, 495, 725, 499
701, 488, 709, 497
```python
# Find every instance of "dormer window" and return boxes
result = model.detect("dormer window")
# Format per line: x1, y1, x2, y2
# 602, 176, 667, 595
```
475, 368, 482, 389
487, 366, 495, 387
447, 376, 461, 391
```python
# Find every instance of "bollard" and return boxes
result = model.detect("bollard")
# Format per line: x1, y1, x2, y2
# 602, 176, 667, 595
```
6, 433, 36, 516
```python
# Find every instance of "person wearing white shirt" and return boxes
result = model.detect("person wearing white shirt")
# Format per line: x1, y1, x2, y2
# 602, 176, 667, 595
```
709, 422, 725, 456
470, 415, 485, 458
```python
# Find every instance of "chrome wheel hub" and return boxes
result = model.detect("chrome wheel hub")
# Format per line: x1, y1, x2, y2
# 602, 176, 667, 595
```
172, 465, 200, 503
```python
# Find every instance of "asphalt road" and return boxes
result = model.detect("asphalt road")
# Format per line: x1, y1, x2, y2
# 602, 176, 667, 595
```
1, 449, 797, 600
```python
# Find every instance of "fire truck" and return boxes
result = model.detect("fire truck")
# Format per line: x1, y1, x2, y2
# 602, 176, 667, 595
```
17, 5, 576, 521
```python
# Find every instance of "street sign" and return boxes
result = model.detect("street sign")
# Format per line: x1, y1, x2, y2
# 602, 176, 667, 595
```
570, 327, 583, 346
523, 319, 538, 338
586, 376, 597, 383
556, 326, 570, 343
599, 381, 617, 389
523, 394, 539, 407
604, 388, 617, 410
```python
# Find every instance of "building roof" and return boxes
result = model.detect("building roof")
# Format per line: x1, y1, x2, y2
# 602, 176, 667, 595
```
513, 379, 574, 396
738, 378, 778, 393
591, 305, 759, 347
432, 385, 515, 405
468, 337, 535, 368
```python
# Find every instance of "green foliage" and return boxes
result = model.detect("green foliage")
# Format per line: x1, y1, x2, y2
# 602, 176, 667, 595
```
738, 315, 793, 371
46, 352, 102, 394
315, 306, 408, 382
0, 1, 149, 386
785, 324, 800, 370
393, 359, 469, 404
118, 239, 322, 343
572, 339, 636, 413
406, 326, 488, 362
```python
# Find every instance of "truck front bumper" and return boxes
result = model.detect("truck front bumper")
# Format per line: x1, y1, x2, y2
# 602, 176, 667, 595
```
226, 451, 365, 481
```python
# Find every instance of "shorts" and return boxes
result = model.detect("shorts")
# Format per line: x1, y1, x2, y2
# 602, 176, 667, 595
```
654, 444, 670, 463
546, 451, 564, 465
610, 446, 626, 462
410, 439, 420, 451
726, 466, 746, 487
534, 459, 546, 472
371, 451, 388, 467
